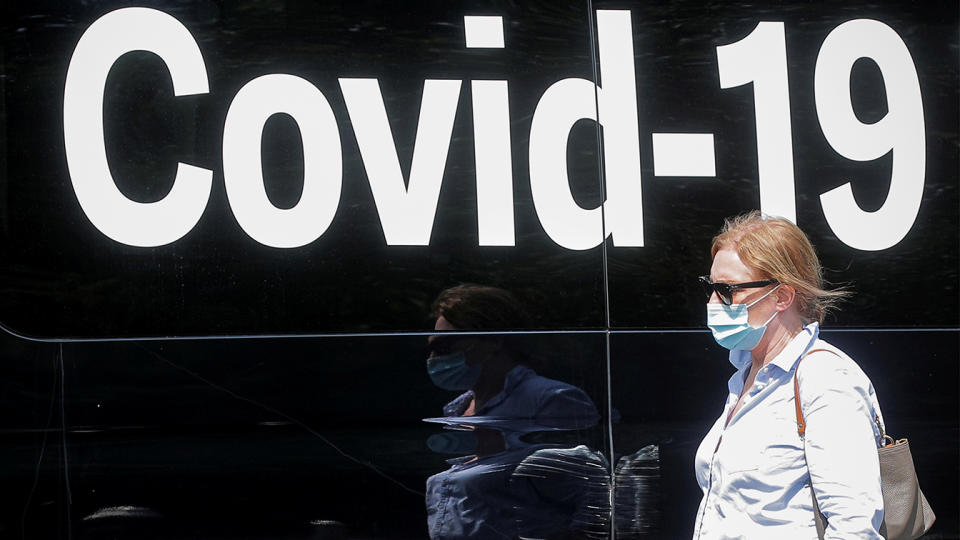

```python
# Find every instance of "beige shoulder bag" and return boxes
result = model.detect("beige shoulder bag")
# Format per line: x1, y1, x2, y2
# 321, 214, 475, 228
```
794, 349, 935, 540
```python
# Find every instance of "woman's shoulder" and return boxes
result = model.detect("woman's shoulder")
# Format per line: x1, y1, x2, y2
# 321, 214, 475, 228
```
794, 338, 885, 442
516, 370, 600, 421
796, 339, 875, 392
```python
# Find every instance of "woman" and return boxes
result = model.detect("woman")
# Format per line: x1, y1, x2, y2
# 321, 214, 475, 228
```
424, 284, 602, 539
693, 212, 885, 539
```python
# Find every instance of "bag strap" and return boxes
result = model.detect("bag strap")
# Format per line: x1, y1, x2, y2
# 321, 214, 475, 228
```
794, 348, 837, 540
795, 348, 892, 445
793, 348, 835, 438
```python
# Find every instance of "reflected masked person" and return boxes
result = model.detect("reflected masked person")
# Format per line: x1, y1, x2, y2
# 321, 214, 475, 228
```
423, 284, 604, 539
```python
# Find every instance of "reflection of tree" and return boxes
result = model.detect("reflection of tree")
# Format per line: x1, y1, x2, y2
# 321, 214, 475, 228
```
615, 445, 661, 538
511, 445, 611, 539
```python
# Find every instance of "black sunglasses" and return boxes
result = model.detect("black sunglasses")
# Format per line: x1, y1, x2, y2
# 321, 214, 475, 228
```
698, 275, 778, 305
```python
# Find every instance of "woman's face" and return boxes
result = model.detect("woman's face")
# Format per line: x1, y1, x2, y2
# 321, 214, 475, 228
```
429, 316, 462, 360
429, 316, 485, 367
434, 315, 456, 332
709, 248, 779, 327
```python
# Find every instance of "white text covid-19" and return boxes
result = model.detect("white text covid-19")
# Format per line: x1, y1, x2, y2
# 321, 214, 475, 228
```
63, 8, 925, 251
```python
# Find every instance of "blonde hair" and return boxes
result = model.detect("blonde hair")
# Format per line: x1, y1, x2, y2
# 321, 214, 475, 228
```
711, 211, 847, 324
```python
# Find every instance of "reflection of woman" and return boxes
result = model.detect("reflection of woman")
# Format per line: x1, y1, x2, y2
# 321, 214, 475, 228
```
425, 285, 597, 421
424, 284, 600, 539
693, 212, 885, 539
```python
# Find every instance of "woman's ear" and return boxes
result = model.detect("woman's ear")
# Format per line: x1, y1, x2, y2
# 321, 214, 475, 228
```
775, 284, 796, 311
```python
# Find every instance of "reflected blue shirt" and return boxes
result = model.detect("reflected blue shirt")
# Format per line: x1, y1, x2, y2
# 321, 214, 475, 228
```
438, 365, 599, 421
425, 365, 600, 539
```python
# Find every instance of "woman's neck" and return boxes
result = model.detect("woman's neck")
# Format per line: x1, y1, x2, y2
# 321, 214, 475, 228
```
751, 320, 804, 369
472, 355, 517, 409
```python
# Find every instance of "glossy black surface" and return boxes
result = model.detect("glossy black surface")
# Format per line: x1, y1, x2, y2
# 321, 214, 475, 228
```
7, 329, 956, 538
1, 1, 957, 337
0, 1, 957, 539
55, 333, 607, 538
0, 0, 606, 337
0, 339, 67, 539
600, 0, 959, 329
610, 330, 959, 539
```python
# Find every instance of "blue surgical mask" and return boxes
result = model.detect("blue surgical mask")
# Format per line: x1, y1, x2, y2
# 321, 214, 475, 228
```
706, 284, 781, 350
426, 351, 482, 391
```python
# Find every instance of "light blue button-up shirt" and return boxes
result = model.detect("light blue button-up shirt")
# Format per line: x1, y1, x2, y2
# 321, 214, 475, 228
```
693, 323, 885, 539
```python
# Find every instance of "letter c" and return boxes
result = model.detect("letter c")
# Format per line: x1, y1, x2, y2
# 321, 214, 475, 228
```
63, 7, 212, 247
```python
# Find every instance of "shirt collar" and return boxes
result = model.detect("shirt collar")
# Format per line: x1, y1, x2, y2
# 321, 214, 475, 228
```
442, 364, 534, 416
442, 390, 475, 417
728, 349, 751, 370
727, 322, 820, 372
770, 322, 820, 372
475, 364, 533, 414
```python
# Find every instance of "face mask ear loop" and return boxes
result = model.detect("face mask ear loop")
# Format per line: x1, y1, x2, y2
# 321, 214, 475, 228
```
747, 284, 782, 329
745, 283, 781, 309
758, 307, 780, 327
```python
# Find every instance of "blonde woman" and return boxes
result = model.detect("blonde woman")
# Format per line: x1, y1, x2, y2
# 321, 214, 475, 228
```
693, 211, 885, 539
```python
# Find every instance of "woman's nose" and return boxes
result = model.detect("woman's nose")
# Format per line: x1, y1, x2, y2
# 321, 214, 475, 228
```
707, 291, 722, 304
